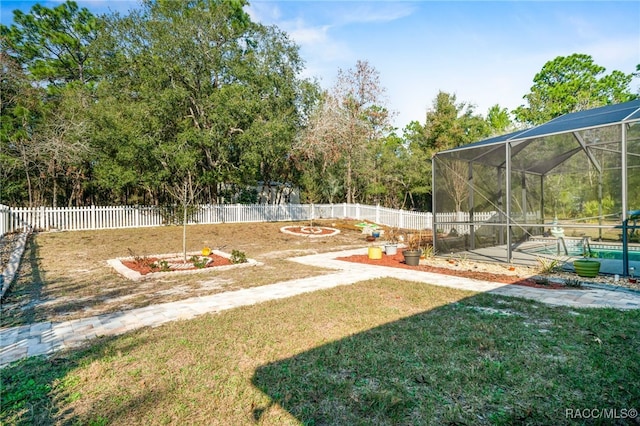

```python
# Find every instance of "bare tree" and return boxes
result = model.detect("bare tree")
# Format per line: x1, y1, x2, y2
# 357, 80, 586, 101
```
295, 60, 394, 203
441, 160, 469, 212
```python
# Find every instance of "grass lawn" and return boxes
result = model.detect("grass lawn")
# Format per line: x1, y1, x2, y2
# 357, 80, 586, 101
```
2, 277, 639, 425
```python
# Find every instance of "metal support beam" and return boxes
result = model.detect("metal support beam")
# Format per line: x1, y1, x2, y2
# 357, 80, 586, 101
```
540, 175, 544, 235
468, 161, 475, 250
432, 155, 437, 251
573, 132, 602, 173
506, 142, 512, 263
497, 166, 504, 245
622, 123, 629, 276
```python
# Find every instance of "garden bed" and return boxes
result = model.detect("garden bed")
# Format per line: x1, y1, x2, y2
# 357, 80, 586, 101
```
337, 250, 576, 290
108, 250, 259, 281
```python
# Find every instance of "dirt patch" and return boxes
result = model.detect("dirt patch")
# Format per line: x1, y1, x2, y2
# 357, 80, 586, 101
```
337, 250, 573, 290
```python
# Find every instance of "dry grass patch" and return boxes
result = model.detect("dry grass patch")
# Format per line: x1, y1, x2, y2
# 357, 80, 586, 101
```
1, 220, 366, 327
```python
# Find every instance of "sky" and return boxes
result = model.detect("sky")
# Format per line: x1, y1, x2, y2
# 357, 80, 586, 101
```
2, 1, 639, 129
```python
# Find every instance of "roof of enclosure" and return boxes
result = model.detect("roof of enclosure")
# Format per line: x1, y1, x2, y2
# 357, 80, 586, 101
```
434, 99, 640, 176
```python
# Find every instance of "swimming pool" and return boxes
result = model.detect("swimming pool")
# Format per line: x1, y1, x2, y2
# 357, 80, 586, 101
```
523, 241, 640, 261
587, 249, 640, 261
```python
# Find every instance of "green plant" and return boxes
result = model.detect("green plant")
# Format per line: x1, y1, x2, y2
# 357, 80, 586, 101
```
230, 249, 247, 264
564, 278, 582, 288
190, 255, 209, 269
454, 252, 469, 267
421, 244, 435, 259
533, 275, 550, 286
536, 256, 561, 274
158, 260, 171, 272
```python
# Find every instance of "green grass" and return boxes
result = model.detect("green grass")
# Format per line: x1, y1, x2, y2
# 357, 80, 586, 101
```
2, 278, 639, 425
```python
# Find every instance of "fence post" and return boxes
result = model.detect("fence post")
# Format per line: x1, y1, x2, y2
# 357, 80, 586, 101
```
376, 204, 380, 224
41, 205, 47, 231
0, 204, 7, 237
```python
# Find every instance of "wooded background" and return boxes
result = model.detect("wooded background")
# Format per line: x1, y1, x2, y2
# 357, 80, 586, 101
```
1, 1, 637, 211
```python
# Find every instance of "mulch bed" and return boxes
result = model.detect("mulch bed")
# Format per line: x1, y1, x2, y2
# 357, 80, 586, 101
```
121, 253, 233, 276
281, 226, 338, 235
337, 250, 572, 290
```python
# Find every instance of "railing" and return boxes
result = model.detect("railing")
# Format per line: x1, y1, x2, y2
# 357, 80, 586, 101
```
0, 202, 504, 238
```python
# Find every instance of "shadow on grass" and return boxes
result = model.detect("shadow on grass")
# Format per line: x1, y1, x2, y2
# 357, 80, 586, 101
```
1, 236, 46, 327
252, 293, 640, 425
1, 234, 140, 327
0, 331, 169, 425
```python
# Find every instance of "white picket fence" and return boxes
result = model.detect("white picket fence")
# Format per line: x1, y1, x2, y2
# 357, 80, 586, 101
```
0, 203, 509, 238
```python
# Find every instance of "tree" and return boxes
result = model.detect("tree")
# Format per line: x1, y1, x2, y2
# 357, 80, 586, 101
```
92, 0, 316, 205
396, 121, 431, 210
1, 0, 98, 86
0, 52, 42, 205
421, 92, 492, 212
424, 91, 490, 151
1, 1, 99, 206
513, 53, 636, 125
295, 60, 394, 204
486, 104, 513, 135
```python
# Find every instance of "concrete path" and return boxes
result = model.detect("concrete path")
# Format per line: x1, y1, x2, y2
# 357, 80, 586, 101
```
2, 248, 639, 368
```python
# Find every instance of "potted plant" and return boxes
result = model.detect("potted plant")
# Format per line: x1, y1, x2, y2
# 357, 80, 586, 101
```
384, 227, 400, 255
402, 233, 422, 266
573, 257, 601, 278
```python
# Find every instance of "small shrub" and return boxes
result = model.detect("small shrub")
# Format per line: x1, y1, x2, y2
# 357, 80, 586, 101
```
230, 249, 247, 264
533, 275, 550, 286
190, 255, 209, 269
536, 257, 561, 274
421, 244, 435, 259
564, 278, 582, 288
158, 260, 171, 272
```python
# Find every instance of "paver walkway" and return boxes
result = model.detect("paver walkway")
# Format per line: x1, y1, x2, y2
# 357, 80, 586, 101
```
2, 248, 639, 367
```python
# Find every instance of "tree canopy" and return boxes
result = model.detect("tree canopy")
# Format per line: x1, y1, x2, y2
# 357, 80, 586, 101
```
1, 2, 637, 209
513, 53, 636, 125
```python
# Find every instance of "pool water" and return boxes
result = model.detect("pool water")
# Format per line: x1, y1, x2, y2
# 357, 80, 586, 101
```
589, 249, 640, 261
525, 243, 640, 261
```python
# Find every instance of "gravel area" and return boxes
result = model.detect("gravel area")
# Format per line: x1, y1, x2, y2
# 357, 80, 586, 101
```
430, 255, 640, 292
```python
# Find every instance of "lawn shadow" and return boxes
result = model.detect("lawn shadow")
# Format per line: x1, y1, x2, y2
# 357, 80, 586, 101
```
1, 235, 46, 326
0, 331, 172, 425
252, 291, 640, 425
1, 233, 142, 327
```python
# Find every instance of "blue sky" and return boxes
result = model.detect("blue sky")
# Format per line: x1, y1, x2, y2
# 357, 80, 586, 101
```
2, 1, 639, 129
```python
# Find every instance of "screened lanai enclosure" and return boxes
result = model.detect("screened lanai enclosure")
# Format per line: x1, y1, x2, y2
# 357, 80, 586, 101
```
432, 100, 640, 276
